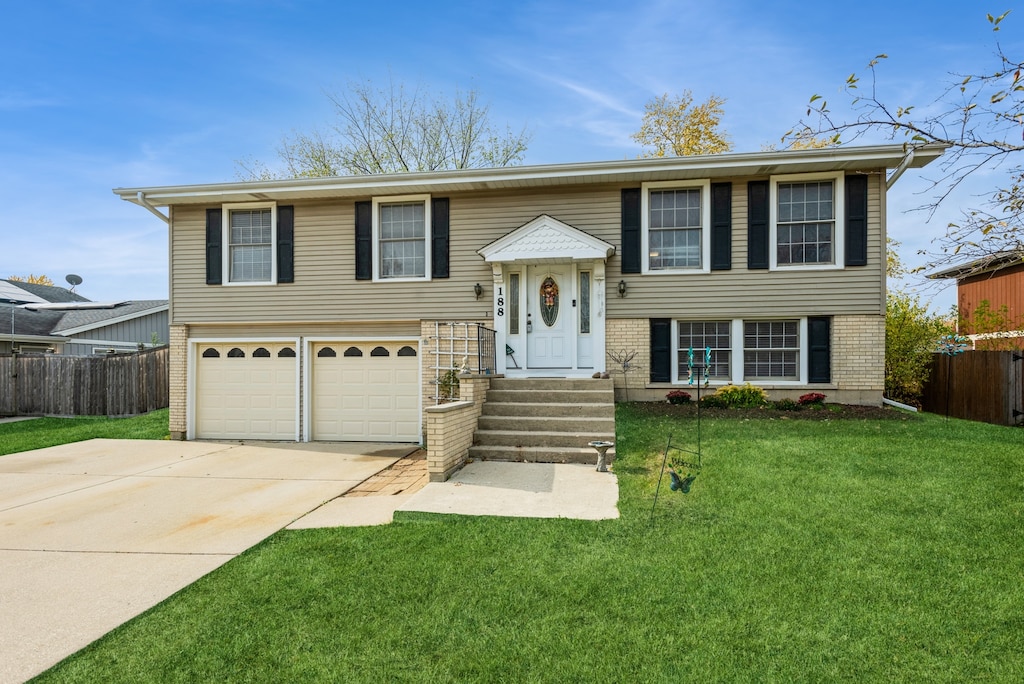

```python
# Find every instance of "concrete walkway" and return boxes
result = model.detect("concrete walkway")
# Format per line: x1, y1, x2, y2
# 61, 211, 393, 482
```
290, 458, 620, 527
0, 438, 415, 684
401, 461, 620, 520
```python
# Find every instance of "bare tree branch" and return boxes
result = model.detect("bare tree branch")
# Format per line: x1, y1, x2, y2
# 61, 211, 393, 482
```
785, 11, 1024, 275
236, 77, 530, 179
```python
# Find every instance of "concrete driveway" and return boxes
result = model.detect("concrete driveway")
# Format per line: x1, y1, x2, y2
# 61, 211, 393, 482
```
0, 438, 415, 684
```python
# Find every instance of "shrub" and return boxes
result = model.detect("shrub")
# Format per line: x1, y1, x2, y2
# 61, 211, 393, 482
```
700, 394, 730, 409
711, 383, 768, 409
775, 398, 800, 411
886, 289, 952, 406
666, 390, 691, 405
437, 368, 460, 401
798, 392, 826, 406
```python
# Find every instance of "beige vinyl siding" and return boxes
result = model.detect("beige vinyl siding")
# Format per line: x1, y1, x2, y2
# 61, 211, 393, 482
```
170, 173, 886, 324
605, 172, 886, 318
189, 321, 421, 338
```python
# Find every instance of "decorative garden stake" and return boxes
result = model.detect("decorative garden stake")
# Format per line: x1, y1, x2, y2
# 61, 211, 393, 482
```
650, 349, 712, 522
937, 334, 968, 421
651, 432, 704, 523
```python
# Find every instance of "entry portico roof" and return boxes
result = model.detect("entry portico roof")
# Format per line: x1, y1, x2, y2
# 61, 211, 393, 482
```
477, 214, 616, 264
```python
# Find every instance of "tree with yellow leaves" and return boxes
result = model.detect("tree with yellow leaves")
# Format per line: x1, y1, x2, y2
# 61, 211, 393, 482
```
7, 274, 54, 286
632, 90, 731, 157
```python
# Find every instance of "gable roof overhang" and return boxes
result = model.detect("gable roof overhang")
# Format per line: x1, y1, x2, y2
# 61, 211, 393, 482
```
114, 143, 947, 209
478, 215, 616, 265
50, 301, 169, 336
927, 251, 1024, 281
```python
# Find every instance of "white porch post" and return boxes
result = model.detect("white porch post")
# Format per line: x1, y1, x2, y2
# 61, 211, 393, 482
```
491, 263, 506, 374
594, 260, 607, 373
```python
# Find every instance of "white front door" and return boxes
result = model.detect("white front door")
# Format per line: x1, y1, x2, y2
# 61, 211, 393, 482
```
527, 265, 573, 368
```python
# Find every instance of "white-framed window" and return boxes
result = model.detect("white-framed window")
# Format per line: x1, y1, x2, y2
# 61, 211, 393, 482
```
770, 172, 843, 270
676, 321, 731, 382
372, 194, 431, 281
642, 180, 711, 273
743, 320, 800, 381
223, 201, 277, 285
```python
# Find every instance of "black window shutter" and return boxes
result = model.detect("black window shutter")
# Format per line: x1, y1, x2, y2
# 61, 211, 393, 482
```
431, 197, 450, 279
808, 316, 831, 383
710, 182, 732, 270
650, 318, 672, 383
747, 180, 769, 269
845, 174, 868, 267
205, 208, 222, 285
355, 201, 372, 281
621, 188, 641, 274
277, 205, 294, 283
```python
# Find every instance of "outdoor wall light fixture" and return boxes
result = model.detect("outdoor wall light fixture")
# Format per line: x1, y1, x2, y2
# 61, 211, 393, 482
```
617, 280, 627, 297
474, 283, 483, 299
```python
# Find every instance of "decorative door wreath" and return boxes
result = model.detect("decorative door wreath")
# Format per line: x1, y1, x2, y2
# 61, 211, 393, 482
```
540, 276, 559, 327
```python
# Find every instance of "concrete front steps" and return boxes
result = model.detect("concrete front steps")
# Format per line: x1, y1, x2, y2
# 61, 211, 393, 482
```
468, 377, 616, 464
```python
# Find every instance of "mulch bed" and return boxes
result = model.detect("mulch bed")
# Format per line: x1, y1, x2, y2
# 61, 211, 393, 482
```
629, 401, 917, 421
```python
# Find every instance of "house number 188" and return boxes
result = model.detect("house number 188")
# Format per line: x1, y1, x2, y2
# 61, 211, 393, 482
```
496, 286, 504, 317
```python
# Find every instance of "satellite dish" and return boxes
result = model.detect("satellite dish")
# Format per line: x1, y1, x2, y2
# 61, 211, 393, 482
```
65, 274, 83, 291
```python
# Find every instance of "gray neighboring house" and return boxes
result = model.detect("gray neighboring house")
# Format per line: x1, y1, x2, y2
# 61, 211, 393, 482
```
0, 279, 168, 355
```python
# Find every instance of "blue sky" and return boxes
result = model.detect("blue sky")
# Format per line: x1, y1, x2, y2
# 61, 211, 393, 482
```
1, 0, 1020, 310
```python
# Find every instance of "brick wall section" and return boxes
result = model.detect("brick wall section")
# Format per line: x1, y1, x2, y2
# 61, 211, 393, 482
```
425, 374, 490, 482
168, 324, 188, 439
832, 314, 885, 393
606, 319, 650, 397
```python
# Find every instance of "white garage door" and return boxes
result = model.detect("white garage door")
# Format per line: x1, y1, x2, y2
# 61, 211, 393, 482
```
195, 342, 297, 440
311, 341, 420, 442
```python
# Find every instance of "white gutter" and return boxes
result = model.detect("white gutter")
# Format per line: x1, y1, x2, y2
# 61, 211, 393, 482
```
136, 191, 169, 223
113, 143, 949, 206
22, 302, 129, 311
885, 147, 916, 189
6, 333, 71, 343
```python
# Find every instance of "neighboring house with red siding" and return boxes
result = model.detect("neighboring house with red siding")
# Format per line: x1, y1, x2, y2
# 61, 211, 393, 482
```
929, 252, 1024, 350
114, 143, 944, 443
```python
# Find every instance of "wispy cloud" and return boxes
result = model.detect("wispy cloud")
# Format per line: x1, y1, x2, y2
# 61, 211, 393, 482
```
0, 92, 59, 110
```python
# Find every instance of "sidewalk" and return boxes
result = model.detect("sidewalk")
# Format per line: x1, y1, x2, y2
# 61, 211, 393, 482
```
289, 453, 619, 528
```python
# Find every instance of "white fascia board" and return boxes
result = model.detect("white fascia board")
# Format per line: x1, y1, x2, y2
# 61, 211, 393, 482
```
53, 304, 169, 336
114, 144, 947, 207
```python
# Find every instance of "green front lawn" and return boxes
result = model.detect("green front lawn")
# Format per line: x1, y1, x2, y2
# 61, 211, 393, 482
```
36, 406, 1024, 683
0, 409, 169, 456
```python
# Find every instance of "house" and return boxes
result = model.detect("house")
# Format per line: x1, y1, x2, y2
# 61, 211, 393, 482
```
929, 251, 1024, 349
0, 279, 168, 355
114, 143, 944, 443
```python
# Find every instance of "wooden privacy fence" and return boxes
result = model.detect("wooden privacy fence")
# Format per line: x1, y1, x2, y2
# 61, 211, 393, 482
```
921, 350, 1024, 427
0, 346, 169, 417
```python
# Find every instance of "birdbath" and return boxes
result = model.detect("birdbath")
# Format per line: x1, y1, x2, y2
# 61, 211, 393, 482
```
588, 440, 615, 472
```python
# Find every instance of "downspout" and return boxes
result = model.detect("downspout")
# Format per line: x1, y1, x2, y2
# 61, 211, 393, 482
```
886, 147, 916, 190
136, 191, 169, 224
